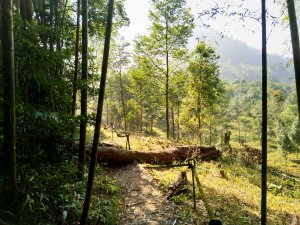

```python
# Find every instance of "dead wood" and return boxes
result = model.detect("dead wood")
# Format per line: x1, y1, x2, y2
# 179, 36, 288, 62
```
88, 145, 221, 164
241, 146, 262, 164
167, 171, 189, 199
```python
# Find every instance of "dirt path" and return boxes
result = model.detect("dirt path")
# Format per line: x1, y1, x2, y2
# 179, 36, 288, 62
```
108, 163, 182, 225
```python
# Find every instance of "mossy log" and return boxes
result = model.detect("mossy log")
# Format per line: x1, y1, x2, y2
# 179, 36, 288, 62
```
88, 145, 221, 164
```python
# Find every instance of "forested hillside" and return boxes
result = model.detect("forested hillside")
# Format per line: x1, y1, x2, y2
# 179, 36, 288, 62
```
0, 0, 299, 224
190, 30, 294, 82
216, 37, 294, 82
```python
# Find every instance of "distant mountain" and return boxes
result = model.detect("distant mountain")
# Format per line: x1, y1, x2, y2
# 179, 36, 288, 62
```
189, 31, 294, 83
215, 37, 294, 83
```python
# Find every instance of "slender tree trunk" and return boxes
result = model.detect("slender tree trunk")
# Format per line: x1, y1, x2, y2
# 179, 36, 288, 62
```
25, 0, 32, 21
197, 95, 202, 145
150, 117, 153, 133
209, 120, 212, 146
165, 20, 170, 139
177, 104, 180, 142
140, 107, 143, 132
287, 0, 300, 120
54, 0, 60, 78
49, 0, 54, 51
119, 69, 127, 131
171, 106, 175, 139
14, 0, 20, 13
78, 0, 88, 179
238, 119, 241, 144
261, 1, 268, 224
80, 0, 114, 223
105, 95, 109, 126
42, 0, 46, 25
20, 0, 27, 20
57, 0, 69, 50
2, 0, 17, 201
71, 0, 81, 116
198, 113, 202, 145
139, 86, 143, 132
221, 128, 224, 149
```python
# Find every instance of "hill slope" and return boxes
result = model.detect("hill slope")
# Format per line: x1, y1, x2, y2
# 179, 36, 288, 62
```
216, 37, 294, 82
190, 31, 294, 83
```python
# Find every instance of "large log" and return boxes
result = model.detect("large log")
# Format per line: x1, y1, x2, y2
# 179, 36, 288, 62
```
88, 145, 221, 164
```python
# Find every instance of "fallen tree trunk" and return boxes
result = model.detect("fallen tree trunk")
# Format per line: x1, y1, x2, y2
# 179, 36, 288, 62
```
88, 145, 221, 164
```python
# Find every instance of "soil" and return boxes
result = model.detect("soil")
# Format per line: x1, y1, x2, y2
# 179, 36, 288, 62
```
107, 163, 183, 225
109, 163, 208, 225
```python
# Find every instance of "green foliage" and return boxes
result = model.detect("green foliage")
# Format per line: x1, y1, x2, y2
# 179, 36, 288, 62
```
187, 42, 223, 107
89, 197, 119, 225
179, 42, 223, 143
93, 175, 120, 195
134, 0, 194, 75
290, 119, 300, 152
89, 0, 129, 35
169, 193, 190, 204
279, 133, 295, 158
16, 105, 78, 163
11, 158, 120, 225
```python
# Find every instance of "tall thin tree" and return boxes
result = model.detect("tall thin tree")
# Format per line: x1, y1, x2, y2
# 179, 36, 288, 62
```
135, 0, 194, 139
2, 0, 17, 200
287, 0, 300, 120
78, 0, 88, 179
72, 0, 81, 116
112, 37, 130, 131
80, 0, 114, 224
261, 0, 268, 224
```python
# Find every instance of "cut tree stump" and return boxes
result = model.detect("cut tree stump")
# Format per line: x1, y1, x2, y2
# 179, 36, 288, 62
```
167, 171, 189, 199
87, 145, 221, 164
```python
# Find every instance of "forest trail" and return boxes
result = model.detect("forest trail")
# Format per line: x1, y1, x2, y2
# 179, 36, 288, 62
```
107, 163, 182, 225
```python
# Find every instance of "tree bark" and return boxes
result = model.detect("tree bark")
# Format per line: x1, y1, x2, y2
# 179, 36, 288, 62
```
80, 0, 114, 224
71, 0, 80, 116
209, 122, 212, 146
165, 20, 170, 139
14, 0, 20, 13
91, 145, 221, 164
20, 0, 27, 20
171, 106, 175, 139
25, 0, 32, 21
287, 0, 300, 121
119, 68, 127, 131
197, 94, 202, 145
49, 0, 54, 51
176, 104, 180, 142
261, 1, 268, 224
2, 0, 17, 200
78, 0, 88, 179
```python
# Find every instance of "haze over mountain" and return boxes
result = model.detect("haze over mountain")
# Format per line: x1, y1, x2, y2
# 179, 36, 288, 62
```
215, 37, 294, 83
190, 31, 294, 83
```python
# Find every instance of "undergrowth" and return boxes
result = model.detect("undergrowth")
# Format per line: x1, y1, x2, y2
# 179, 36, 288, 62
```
99, 127, 300, 224
148, 149, 300, 225
0, 157, 119, 225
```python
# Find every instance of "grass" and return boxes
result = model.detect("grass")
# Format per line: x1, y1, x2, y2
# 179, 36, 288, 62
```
200, 155, 299, 224
88, 126, 300, 224
99, 127, 176, 151
147, 153, 299, 224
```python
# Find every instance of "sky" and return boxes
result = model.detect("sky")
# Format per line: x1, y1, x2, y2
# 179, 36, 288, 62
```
119, 0, 299, 57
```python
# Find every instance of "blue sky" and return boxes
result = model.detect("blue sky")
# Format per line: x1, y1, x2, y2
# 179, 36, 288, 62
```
119, 0, 299, 57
